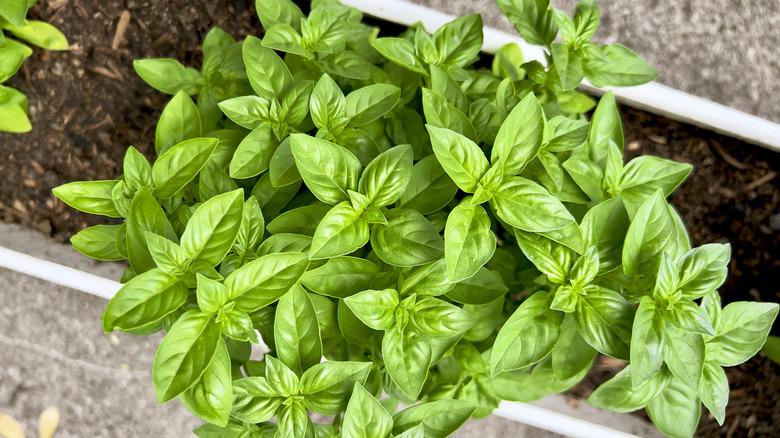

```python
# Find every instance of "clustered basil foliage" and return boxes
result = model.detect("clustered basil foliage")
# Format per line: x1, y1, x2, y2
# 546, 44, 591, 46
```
0, 0, 68, 133
53, 0, 779, 437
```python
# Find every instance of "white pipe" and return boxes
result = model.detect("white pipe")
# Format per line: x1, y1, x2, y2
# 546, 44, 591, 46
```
344, 0, 780, 152
0, 246, 120, 299
495, 401, 638, 438
0, 244, 641, 438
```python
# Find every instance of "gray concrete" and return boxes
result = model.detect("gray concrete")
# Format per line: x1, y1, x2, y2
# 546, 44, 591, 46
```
411, 0, 780, 124
0, 222, 659, 437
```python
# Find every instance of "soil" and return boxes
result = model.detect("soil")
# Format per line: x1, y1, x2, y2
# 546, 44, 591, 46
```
0, 0, 778, 436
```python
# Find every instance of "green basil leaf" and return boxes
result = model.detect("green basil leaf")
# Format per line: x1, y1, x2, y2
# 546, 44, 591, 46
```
310, 202, 370, 259
102, 268, 187, 332
588, 92, 624, 164
242, 35, 292, 98
152, 310, 221, 402
224, 252, 310, 312
344, 289, 399, 330
491, 93, 544, 175
53, 180, 121, 218
233, 196, 264, 257
444, 201, 496, 282
699, 361, 728, 425
229, 126, 278, 179
551, 315, 597, 380
491, 176, 575, 232
646, 377, 701, 438
181, 189, 244, 266
574, 285, 632, 359
410, 297, 473, 337
125, 188, 177, 274
277, 400, 312, 438
618, 156, 692, 215
399, 259, 454, 297
310, 73, 347, 132
677, 243, 730, 299
496, 0, 557, 46
358, 144, 413, 207
155, 90, 202, 154
342, 383, 393, 438
426, 124, 488, 193
622, 191, 680, 280
122, 146, 153, 191
132, 58, 202, 95
587, 365, 671, 413
707, 301, 779, 366
491, 291, 563, 374
422, 88, 477, 141
290, 133, 362, 205
145, 232, 189, 276
514, 229, 573, 283
345, 84, 401, 127
446, 268, 508, 305
179, 339, 233, 426
231, 376, 283, 423
196, 274, 231, 314
267, 204, 330, 236
371, 37, 428, 75
300, 361, 371, 414
382, 328, 432, 399
371, 209, 444, 267
392, 399, 475, 438
584, 44, 657, 87
551, 43, 583, 91
663, 328, 704, 391
152, 137, 218, 199
70, 224, 124, 261
630, 296, 665, 387
274, 284, 323, 373
398, 155, 458, 214
262, 23, 312, 59
301, 256, 378, 298
432, 14, 483, 68
255, 0, 303, 30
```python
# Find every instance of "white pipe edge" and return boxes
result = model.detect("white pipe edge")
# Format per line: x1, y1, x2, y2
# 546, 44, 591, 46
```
342, 0, 780, 152
0, 246, 120, 299
0, 244, 641, 438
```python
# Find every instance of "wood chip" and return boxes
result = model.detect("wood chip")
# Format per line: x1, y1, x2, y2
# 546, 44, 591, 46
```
744, 171, 776, 192
111, 10, 131, 50
627, 140, 640, 151
90, 66, 122, 80
648, 134, 667, 145
710, 139, 749, 170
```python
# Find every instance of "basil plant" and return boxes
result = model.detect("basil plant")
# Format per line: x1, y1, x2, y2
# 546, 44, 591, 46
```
0, 0, 68, 133
53, 0, 778, 437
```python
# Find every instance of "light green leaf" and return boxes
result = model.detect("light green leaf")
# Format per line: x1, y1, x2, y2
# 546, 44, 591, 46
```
152, 137, 218, 199
310, 202, 370, 259
152, 310, 221, 402
274, 284, 323, 373
491, 291, 563, 374
342, 383, 393, 438
102, 268, 187, 332
181, 189, 244, 266
224, 252, 310, 312
426, 124, 488, 193
290, 133, 362, 205
444, 201, 496, 282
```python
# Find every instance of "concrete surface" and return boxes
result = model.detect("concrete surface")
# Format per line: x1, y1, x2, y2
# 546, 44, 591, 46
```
410, 0, 780, 124
0, 222, 660, 437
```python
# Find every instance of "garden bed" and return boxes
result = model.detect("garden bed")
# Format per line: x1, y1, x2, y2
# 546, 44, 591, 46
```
0, 0, 778, 436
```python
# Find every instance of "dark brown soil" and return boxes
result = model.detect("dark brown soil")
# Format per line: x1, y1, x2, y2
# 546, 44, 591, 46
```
0, 0, 259, 235
1, 1, 778, 436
